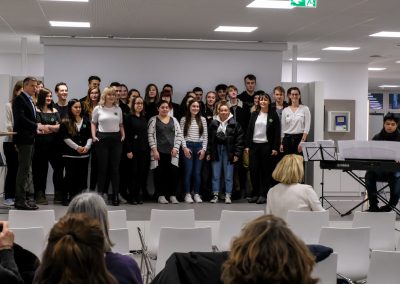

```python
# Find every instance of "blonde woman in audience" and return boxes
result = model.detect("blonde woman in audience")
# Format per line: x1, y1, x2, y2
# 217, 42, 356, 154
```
266, 154, 324, 220
221, 215, 318, 284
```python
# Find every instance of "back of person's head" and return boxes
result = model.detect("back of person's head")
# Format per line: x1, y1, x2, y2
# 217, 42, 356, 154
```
384, 112, 399, 124
221, 215, 317, 284
35, 213, 116, 284
272, 154, 304, 184
67, 192, 113, 251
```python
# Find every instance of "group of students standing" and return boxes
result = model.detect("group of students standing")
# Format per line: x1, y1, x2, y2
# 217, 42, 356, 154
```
4, 74, 311, 209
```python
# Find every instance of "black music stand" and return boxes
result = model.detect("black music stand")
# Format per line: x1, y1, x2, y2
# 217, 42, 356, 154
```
303, 143, 341, 215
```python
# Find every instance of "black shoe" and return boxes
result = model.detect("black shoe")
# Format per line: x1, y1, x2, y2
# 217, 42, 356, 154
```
256, 196, 266, 204
366, 206, 380, 212
112, 196, 120, 206
15, 201, 38, 210
379, 204, 392, 212
248, 196, 258, 203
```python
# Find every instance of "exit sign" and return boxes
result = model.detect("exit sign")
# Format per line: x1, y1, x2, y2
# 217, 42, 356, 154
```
291, 0, 317, 8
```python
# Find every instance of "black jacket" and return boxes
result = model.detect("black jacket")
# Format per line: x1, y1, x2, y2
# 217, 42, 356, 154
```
59, 117, 92, 157
245, 110, 281, 152
372, 128, 400, 142
207, 117, 244, 162
12, 92, 37, 145
124, 114, 149, 153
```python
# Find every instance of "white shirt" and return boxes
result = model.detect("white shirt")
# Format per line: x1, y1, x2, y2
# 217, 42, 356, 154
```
266, 183, 325, 221
5, 102, 13, 142
281, 105, 311, 137
252, 112, 268, 143
92, 105, 122, 133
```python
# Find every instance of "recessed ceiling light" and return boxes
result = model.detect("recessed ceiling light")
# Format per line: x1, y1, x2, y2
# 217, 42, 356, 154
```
41, 0, 89, 2
395, 60, 400, 64
370, 31, 400, 38
49, 21, 90, 28
379, 85, 400, 88
289, 57, 320, 61
214, 26, 258, 33
247, 0, 294, 9
322, 46, 360, 51
368, 67, 387, 71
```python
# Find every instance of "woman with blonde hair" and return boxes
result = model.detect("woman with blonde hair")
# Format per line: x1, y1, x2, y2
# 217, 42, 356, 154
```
266, 154, 324, 220
91, 87, 125, 206
221, 214, 318, 284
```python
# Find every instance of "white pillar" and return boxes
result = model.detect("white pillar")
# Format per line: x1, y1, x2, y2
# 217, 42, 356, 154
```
21, 37, 28, 76
292, 44, 298, 83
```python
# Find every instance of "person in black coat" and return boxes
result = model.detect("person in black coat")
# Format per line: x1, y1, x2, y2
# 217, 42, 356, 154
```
206, 102, 244, 204
245, 92, 280, 204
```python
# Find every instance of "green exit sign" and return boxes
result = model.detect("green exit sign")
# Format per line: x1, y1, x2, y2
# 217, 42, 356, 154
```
291, 0, 317, 8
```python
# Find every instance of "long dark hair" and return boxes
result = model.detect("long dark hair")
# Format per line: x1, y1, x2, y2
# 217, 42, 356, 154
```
144, 83, 159, 104
65, 99, 82, 137
36, 88, 55, 112
184, 100, 203, 137
257, 92, 272, 113
130, 96, 145, 117
83, 86, 100, 117
288, 87, 303, 105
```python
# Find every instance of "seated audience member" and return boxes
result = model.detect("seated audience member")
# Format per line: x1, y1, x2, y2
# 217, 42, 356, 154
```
221, 215, 318, 284
66, 192, 143, 284
34, 214, 117, 284
366, 112, 400, 212
266, 154, 324, 220
0, 221, 24, 284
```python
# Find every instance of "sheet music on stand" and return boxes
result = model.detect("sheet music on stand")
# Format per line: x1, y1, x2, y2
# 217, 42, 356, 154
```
301, 140, 337, 162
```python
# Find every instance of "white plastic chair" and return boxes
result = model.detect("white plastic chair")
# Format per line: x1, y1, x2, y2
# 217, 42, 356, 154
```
109, 228, 130, 254
366, 250, 400, 284
217, 210, 264, 251
8, 209, 55, 237
108, 210, 128, 229
11, 227, 45, 260
155, 227, 212, 275
352, 211, 396, 250
148, 209, 195, 255
319, 227, 370, 282
312, 252, 338, 284
286, 210, 329, 244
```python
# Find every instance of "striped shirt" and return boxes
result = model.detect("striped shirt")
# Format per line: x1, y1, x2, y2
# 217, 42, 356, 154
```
180, 117, 208, 151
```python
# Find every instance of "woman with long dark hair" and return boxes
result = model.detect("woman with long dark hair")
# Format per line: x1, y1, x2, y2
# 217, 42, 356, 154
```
60, 99, 92, 205
180, 100, 208, 203
32, 88, 62, 205
144, 83, 159, 121
124, 96, 150, 204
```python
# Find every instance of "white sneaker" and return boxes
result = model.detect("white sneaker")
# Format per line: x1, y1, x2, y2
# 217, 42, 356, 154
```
210, 195, 218, 203
184, 194, 194, 203
194, 194, 202, 203
3, 198, 14, 206
119, 194, 128, 204
225, 194, 232, 204
158, 196, 169, 204
170, 196, 179, 204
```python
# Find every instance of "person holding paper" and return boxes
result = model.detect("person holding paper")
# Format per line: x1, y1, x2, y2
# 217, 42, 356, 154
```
365, 112, 400, 212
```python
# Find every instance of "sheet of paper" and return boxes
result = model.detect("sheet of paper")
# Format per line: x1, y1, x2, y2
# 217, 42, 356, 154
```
338, 140, 400, 160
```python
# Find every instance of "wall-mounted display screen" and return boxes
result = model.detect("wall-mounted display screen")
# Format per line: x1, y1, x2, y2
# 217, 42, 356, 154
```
389, 93, 400, 109
368, 93, 384, 110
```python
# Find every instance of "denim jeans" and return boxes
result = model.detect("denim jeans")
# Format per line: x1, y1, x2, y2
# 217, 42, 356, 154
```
183, 141, 203, 194
365, 170, 400, 208
211, 144, 234, 194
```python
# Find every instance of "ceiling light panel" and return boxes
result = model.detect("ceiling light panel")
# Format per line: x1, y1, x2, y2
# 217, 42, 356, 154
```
247, 0, 294, 9
370, 31, 400, 38
289, 57, 320, 61
379, 85, 400, 88
322, 47, 360, 51
41, 0, 89, 2
214, 26, 258, 33
368, 67, 387, 71
49, 21, 90, 28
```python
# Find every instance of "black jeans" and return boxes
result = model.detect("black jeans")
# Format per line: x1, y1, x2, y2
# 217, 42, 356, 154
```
3, 142, 18, 199
153, 152, 178, 197
63, 157, 89, 202
249, 142, 273, 197
127, 150, 150, 200
282, 133, 304, 155
95, 132, 122, 196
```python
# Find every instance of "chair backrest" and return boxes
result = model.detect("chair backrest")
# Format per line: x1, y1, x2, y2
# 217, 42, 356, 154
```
312, 252, 338, 284
155, 227, 212, 274
108, 210, 128, 229
286, 210, 329, 244
11, 227, 45, 260
367, 250, 400, 284
148, 209, 195, 254
217, 210, 264, 251
352, 211, 396, 250
319, 227, 370, 282
109, 228, 130, 254
8, 209, 55, 237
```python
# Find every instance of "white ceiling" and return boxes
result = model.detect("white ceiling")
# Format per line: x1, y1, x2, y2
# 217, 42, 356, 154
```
1, 0, 400, 90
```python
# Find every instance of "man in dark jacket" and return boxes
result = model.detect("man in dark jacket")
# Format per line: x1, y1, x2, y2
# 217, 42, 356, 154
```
365, 112, 400, 212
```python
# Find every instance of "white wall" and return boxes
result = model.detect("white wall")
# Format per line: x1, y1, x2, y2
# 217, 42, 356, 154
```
43, 39, 284, 102
0, 54, 43, 77
282, 61, 369, 140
